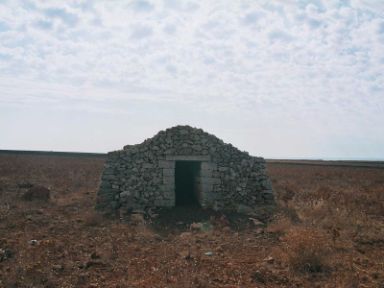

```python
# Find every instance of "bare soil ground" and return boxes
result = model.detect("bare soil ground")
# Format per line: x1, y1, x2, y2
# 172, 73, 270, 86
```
0, 154, 383, 287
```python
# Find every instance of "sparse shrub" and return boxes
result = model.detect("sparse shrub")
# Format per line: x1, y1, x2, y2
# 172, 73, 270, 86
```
22, 185, 50, 201
280, 187, 295, 205
0, 202, 10, 220
282, 226, 333, 274
251, 269, 267, 284
17, 181, 34, 189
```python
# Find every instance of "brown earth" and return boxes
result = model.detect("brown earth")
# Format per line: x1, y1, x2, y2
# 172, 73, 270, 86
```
0, 154, 383, 287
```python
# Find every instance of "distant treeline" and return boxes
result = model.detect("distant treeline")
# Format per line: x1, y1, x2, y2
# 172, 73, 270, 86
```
267, 159, 384, 169
0, 150, 107, 158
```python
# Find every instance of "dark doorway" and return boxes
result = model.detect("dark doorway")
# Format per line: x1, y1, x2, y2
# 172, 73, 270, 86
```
175, 161, 201, 206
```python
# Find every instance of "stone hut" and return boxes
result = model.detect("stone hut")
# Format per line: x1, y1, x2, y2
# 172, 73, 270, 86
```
97, 126, 274, 216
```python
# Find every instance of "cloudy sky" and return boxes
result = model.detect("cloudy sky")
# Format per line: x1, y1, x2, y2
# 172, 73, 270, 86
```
0, 0, 383, 159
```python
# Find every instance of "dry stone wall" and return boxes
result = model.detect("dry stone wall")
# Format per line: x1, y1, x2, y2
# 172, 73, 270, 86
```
97, 126, 275, 216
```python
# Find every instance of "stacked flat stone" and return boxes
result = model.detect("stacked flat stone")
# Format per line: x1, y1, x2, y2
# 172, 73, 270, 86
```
96, 125, 275, 216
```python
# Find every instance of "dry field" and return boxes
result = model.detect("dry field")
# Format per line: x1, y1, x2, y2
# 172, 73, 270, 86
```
0, 153, 383, 287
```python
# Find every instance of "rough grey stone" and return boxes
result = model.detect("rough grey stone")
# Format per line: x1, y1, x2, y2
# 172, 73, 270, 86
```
96, 125, 275, 215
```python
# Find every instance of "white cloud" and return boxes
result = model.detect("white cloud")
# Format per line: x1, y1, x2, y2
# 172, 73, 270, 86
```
0, 0, 383, 158
130, 0, 154, 13
130, 24, 153, 39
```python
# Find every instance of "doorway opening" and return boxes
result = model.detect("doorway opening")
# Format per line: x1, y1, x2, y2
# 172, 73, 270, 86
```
175, 161, 201, 206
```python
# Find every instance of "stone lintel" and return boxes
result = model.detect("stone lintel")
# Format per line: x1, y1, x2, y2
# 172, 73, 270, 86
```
166, 155, 211, 161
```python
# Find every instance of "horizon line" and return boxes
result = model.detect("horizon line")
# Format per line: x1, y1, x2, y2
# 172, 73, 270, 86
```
1, 149, 383, 162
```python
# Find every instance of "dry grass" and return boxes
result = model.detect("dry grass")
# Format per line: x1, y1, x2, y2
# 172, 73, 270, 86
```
282, 226, 333, 274
268, 164, 384, 286
82, 211, 105, 227
0, 155, 383, 287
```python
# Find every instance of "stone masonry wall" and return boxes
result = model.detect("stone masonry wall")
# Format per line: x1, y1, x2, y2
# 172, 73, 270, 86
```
96, 126, 274, 216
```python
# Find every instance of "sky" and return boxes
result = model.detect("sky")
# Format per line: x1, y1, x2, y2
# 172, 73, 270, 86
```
0, 0, 383, 159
